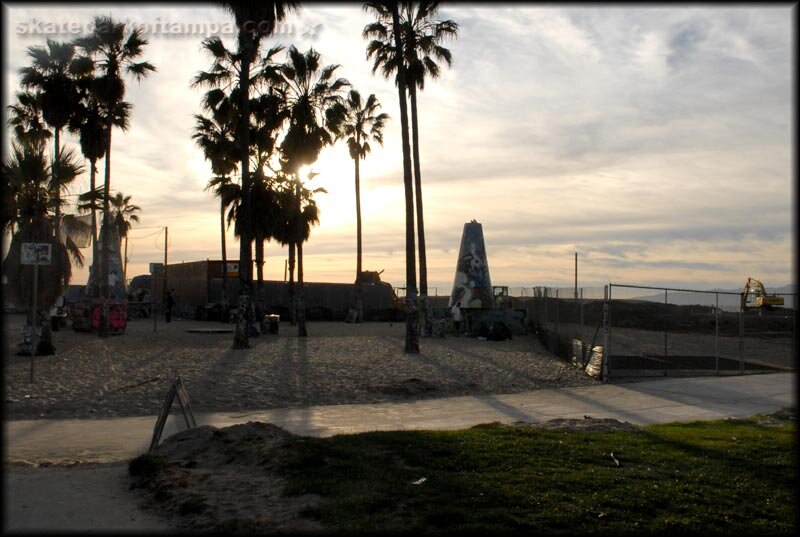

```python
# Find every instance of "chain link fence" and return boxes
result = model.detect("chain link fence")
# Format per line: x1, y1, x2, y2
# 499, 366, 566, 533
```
521, 284, 796, 380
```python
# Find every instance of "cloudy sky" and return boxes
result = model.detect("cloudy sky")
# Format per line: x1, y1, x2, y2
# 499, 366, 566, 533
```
2, 3, 795, 296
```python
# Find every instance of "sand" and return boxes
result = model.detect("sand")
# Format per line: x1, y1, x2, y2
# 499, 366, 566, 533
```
4, 313, 599, 421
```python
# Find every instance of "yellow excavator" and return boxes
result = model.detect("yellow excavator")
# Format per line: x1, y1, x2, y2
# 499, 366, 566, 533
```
742, 277, 784, 311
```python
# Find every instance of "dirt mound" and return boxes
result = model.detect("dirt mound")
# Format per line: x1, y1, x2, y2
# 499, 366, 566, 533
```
511, 416, 643, 433
370, 377, 439, 396
152, 422, 295, 467
130, 422, 322, 532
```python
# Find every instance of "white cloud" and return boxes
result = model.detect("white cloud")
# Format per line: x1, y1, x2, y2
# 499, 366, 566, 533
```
2, 4, 794, 292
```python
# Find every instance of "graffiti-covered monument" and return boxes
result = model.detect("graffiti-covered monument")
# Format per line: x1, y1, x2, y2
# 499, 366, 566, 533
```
449, 220, 493, 309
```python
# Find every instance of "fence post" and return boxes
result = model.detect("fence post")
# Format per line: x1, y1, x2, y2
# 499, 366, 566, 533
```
714, 292, 719, 375
602, 284, 610, 381
580, 287, 584, 343
739, 304, 744, 374
544, 287, 549, 327
664, 289, 668, 361
555, 289, 560, 337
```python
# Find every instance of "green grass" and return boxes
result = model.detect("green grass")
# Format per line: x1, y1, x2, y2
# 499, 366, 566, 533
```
266, 412, 796, 535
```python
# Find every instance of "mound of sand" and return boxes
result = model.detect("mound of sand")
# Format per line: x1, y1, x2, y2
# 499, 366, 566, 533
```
130, 421, 323, 533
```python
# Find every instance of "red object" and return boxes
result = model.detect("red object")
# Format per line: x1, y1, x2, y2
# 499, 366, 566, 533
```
91, 303, 127, 331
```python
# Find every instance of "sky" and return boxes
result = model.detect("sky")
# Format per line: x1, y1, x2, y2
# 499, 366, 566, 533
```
2, 3, 795, 298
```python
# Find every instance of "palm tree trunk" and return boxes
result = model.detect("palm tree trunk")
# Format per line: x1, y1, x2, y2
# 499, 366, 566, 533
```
256, 236, 264, 291
288, 242, 296, 325
99, 116, 112, 338
409, 85, 427, 297
297, 240, 307, 337
392, 2, 419, 354
123, 235, 128, 285
354, 154, 364, 323
90, 159, 98, 271
233, 36, 254, 349
220, 198, 228, 310
52, 128, 61, 240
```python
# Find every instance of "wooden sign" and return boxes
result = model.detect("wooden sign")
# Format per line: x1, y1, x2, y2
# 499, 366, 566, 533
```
149, 376, 197, 452
21, 243, 51, 265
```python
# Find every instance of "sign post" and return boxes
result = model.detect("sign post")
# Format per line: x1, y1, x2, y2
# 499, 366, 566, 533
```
22, 243, 52, 382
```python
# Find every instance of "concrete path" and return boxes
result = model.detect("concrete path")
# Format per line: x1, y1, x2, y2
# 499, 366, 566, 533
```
6, 372, 795, 465
4, 372, 795, 533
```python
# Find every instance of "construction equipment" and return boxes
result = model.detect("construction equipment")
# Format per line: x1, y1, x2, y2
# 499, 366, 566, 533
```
742, 277, 784, 311
493, 286, 511, 309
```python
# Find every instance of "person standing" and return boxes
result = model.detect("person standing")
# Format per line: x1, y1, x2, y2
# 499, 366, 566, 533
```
165, 289, 175, 323
451, 301, 462, 336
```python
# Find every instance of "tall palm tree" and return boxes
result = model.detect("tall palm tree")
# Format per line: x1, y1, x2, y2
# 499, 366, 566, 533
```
73, 15, 156, 337
109, 192, 141, 284
19, 39, 83, 239
250, 85, 291, 303
368, 1, 419, 353
69, 73, 130, 283
193, 87, 239, 307
328, 89, 389, 322
2, 140, 85, 355
274, 45, 348, 336
364, 1, 458, 304
218, 1, 297, 349
193, 34, 289, 329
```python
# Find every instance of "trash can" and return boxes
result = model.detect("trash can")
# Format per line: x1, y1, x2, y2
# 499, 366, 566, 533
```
267, 314, 280, 335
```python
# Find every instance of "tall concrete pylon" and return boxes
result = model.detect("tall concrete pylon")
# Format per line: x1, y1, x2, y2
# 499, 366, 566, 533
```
449, 220, 493, 309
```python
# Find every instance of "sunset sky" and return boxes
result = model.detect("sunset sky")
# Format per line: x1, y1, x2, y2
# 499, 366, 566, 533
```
2, 4, 795, 297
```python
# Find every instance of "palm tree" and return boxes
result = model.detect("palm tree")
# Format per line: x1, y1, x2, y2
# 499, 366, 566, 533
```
73, 15, 156, 337
328, 89, 389, 322
193, 34, 289, 332
273, 171, 324, 336
2, 140, 85, 355
193, 88, 239, 307
69, 74, 131, 282
109, 192, 141, 284
7, 91, 52, 148
218, 1, 297, 349
364, 1, 458, 307
367, 1, 419, 353
19, 39, 83, 239
274, 45, 348, 336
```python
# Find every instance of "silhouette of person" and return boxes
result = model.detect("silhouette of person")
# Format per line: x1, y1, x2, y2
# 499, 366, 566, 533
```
451, 301, 462, 336
165, 289, 175, 323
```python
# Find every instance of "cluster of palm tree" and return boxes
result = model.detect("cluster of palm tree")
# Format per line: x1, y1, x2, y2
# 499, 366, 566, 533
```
195, 2, 392, 344
3, 16, 153, 348
197, 2, 457, 351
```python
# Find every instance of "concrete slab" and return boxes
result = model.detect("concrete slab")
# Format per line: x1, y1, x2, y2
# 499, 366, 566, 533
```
4, 463, 173, 532
6, 372, 795, 465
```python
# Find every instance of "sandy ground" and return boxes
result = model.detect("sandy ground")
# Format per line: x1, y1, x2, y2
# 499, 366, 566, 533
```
4, 313, 598, 421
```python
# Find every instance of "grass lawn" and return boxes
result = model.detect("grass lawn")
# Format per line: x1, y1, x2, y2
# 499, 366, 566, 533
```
131, 409, 796, 534
269, 412, 796, 535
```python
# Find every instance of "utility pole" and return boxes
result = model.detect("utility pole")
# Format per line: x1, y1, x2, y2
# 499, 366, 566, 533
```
163, 226, 169, 306
574, 252, 578, 302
